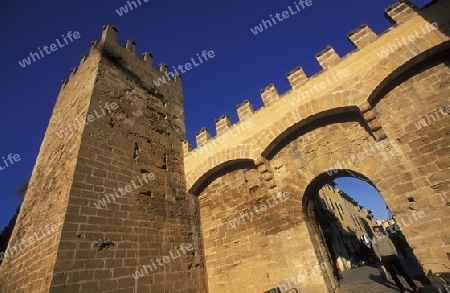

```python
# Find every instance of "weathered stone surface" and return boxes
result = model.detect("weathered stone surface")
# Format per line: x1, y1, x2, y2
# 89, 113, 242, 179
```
1, 2, 449, 293
0, 25, 207, 293
184, 2, 450, 292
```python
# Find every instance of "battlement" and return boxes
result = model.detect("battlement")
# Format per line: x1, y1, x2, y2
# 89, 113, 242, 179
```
315, 46, 340, 70
287, 66, 308, 89
347, 24, 377, 49
384, 0, 418, 24
60, 24, 182, 92
185, 0, 439, 157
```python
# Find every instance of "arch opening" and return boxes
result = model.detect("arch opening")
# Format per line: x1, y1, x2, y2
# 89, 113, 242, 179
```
188, 159, 256, 195
302, 170, 429, 291
263, 109, 367, 160
368, 44, 450, 107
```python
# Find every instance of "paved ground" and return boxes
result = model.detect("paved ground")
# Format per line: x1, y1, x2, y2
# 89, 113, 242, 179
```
338, 250, 438, 293
339, 265, 418, 293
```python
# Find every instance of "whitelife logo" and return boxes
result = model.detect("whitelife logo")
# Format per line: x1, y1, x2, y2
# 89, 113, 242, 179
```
0, 223, 61, 262
153, 50, 216, 86
414, 104, 450, 130
0, 154, 21, 172
131, 244, 194, 279
277, 262, 329, 292
250, 0, 313, 35
192, 121, 253, 157
55, 102, 118, 139
227, 192, 291, 228
116, 0, 149, 16
93, 172, 156, 209
18, 31, 81, 68
326, 140, 389, 176
288, 69, 350, 106
376, 22, 438, 59
384, 210, 426, 235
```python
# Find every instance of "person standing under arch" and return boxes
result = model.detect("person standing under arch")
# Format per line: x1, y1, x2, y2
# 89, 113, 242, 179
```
371, 226, 419, 293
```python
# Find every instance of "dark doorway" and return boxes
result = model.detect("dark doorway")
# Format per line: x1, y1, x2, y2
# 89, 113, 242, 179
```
303, 170, 427, 292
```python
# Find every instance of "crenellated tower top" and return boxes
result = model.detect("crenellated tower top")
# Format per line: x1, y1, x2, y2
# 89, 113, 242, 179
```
60, 24, 182, 96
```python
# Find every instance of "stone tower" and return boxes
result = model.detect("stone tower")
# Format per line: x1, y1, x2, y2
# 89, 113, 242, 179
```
0, 25, 207, 292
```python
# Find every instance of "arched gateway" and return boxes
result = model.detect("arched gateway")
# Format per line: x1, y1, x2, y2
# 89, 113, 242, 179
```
185, 1, 450, 292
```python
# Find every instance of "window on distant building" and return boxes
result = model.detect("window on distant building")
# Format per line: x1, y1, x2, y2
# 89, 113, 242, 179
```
329, 199, 335, 210
352, 216, 358, 228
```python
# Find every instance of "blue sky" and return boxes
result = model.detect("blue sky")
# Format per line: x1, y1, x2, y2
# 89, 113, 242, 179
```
334, 177, 391, 220
0, 0, 430, 229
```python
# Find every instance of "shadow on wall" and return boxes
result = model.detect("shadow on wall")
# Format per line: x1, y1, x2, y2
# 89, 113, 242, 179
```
0, 206, 21, 265
369, 48, 450, 108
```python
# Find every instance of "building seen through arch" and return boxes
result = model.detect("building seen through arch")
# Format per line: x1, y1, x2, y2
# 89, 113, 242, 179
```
315, 182, 377, 273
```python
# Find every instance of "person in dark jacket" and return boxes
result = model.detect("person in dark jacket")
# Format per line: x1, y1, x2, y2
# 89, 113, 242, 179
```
371, 226, 419, 293
390, 231, 409, 258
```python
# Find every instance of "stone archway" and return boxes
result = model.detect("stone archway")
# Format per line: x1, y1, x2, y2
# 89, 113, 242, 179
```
184, 4, 450, 291
285, 169, 377, 292
302, 170, 378, 290
300, 168, 427, 292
